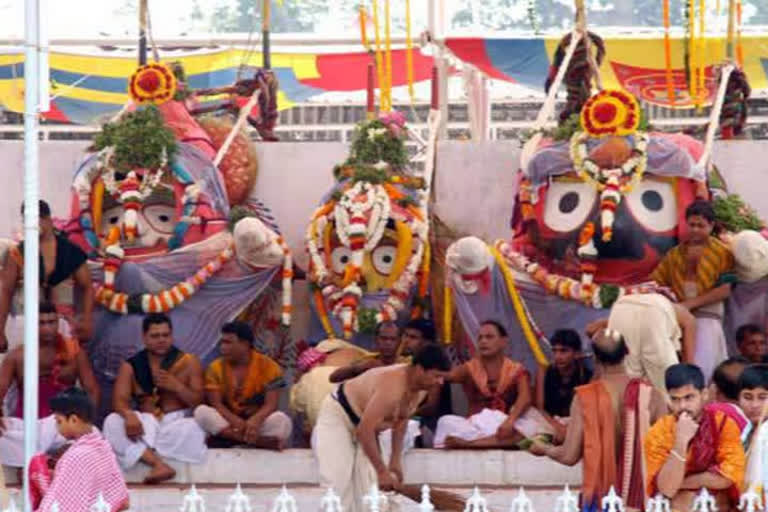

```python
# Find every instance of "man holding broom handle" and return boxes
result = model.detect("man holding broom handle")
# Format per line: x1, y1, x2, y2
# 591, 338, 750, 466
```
313, 344, 450, 511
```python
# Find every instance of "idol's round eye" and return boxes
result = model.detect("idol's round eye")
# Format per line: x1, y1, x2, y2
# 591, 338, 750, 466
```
330, 246, 353, 274
543, 181, 597, 232
371, 245, 397, 275
626, 179, 677, 232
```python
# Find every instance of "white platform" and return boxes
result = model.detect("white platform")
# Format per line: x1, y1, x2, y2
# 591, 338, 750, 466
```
5, 448, 582, 486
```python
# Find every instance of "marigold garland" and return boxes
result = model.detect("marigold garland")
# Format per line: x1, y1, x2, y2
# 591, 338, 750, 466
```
95, 242, 235, 314
489, 244, 549, 366
129, 63, 178, 105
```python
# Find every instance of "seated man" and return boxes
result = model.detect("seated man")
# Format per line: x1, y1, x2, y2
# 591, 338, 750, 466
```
329, 322, 403, 383
38, 388, 129, 512
103, 313, 206, 484
586, 293, 695, 391
314, 344, 450, 512
435, 320, 553, 449
0, 301, 99, 467
650, 200, 736, 381
290, 321, 408, 436
737, 325, 767, 364
708, 357, 750, 433
400, 319, 453, 447
530, 329, 667, 512
194, 321, 292, 449
535, 329, 592, 441
645, 364, 745, 511
739, 365, 768, 490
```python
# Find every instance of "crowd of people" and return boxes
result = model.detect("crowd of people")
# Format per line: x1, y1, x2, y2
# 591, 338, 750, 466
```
2, 197, 768, 512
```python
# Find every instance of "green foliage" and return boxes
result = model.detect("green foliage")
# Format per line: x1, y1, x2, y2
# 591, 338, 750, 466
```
344, 120, 409, 171
357, 308, 378, 335
92, 106, 177, 173
713, 194, 764, 233
598, 285, 621, 309
228, 205, 256, 232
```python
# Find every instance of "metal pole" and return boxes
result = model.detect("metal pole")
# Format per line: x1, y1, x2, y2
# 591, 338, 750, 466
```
139, 0, 148, 65
22, 0, 41, 510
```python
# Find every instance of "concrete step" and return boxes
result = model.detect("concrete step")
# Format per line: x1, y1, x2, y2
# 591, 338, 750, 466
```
4, 449, 582, 487
6, 485, 575, 512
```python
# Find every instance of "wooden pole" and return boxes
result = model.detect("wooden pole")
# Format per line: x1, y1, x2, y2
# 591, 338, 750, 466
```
138, 0, 148, 65
726, 0, 736, 60
262, 0, 271, 69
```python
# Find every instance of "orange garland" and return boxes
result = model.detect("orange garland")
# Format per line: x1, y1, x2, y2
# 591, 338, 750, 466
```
662, 0, 675, 105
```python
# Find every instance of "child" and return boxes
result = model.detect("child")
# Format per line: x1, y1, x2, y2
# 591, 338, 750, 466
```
739, 364, 768, 492
37, 388, 129, 512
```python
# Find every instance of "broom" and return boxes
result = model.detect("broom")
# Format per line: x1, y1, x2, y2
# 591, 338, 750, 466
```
395, 484, 471, 511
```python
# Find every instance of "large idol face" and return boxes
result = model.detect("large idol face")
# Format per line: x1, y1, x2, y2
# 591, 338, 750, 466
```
513, 133, 702, 285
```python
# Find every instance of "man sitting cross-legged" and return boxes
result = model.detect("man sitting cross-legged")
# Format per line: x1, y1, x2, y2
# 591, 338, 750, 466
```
103, 313, 206, 484
0, 301, 99, 468
645, 363, 745, 511
37, 388, 129, 512
194, 321, 292, 449
434, 320, 553, 449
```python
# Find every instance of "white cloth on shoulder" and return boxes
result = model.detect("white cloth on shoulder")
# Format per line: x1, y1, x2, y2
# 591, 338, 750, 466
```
102, 409, 207, 468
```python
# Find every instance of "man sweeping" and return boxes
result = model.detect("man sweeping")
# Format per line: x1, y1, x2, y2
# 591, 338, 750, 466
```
313, 344, 450, 512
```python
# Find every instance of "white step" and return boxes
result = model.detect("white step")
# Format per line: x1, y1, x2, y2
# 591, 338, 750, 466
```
6, 485, 574, 512
4, 449, 582, 487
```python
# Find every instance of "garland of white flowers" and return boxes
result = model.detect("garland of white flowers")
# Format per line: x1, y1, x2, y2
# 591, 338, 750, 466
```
495, 239, 669, 309
97, 147, 169, 200
569, 131, 650, 193
569, 131, 650, 243
306, 180, 427, 338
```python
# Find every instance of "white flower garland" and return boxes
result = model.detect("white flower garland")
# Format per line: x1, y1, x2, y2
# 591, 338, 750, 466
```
569, 131, 650, 193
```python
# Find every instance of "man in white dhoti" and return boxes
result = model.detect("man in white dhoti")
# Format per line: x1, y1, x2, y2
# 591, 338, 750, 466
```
434, 321, 554, 449
586, 293, 696, 391
0, 301, 99, 467
103, 313, 206, 484
313, 344, 450, 512
193, 321, 292, 449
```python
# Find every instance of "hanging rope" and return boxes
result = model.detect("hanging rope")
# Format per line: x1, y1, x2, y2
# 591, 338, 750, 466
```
545, 31, 605, 123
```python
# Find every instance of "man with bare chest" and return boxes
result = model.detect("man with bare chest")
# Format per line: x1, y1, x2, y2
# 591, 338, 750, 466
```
435, 320, 552, 449
0, 301, 99, 467
313, 344, 450, 512
103, 313, 206, 484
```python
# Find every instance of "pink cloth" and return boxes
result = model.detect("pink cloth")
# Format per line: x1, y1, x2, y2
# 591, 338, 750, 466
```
37, 432, 128, 512
29, 454, 53, 510
705, 402, 750, 433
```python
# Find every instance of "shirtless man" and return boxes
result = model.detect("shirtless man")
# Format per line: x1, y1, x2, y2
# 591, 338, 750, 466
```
0, 301, 99, 467
314, 344, 450, 512
435, 320, 551, 449
0, 200, 93, 351
102, 313, 206, 484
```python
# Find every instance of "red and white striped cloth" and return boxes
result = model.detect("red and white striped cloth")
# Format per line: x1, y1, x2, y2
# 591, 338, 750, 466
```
37, 432, 129, 512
